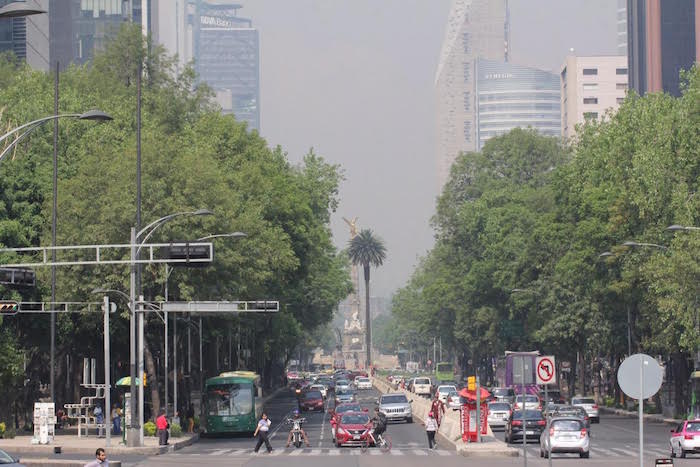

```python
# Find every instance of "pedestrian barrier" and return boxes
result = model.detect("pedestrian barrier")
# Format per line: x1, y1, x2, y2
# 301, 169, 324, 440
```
63, 358, 108, 437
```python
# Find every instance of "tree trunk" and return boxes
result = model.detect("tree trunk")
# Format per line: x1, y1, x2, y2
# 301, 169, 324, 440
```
364, 263, 372, 368
144, 342, 160, 421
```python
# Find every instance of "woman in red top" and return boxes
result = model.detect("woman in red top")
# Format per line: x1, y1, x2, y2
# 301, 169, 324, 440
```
156, 410, 169, 446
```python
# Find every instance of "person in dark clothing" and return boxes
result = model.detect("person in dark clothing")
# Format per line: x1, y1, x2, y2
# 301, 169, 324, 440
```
253, 413, 273, 453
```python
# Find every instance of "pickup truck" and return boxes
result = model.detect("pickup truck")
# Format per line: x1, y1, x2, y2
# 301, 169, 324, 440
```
411, 377, 432, 397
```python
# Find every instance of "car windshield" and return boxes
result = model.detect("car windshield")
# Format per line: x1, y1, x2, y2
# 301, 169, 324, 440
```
0, 449, 14, 464
489, 403, 511, 411
415, 378, 430, 384
556, 407, 586, 417
438, 386, 456, 393
493, 388, 513, 396
516, 395, 539, 402
304, 391, 322, 400
336, 404, 361, 413
572, 398, 595, 404
513, 410, 542, 420
357, 377, 369, 382
381, 395, 408, 404
336, 380, 349, 385
552, 419, 583, 431
341, 414, 370, 425
687, 422, 700, 432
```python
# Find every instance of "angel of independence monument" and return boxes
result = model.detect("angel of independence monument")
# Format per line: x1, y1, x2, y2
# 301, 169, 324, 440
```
341, 217, 367, 369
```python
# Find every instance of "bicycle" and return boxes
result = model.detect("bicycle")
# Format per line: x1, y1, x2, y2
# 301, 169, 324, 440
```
361, 429, 392, 453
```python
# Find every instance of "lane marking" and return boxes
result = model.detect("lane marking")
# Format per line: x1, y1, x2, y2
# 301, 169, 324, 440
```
369, 449, 382, 455
210, 449, 229, 456
413, 449, 428, 455
269, 449, 284, 456
328, 449, 341, 455
391, 449, 404, 455
309, 449, 322, 455
435, 450, 451, 456
288, 449, 303, 456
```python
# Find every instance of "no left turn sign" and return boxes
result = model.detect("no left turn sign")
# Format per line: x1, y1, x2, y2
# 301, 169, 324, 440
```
536, 356, 556, 385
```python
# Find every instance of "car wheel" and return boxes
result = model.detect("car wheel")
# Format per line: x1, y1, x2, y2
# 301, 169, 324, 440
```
543, 450, 549, 459
539, 449, 544, 458
670, 444, 676, 458
406, 417, 413, 423
580, 451, 589, 458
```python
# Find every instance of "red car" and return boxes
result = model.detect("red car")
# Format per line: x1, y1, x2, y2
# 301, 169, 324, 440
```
329, 403, 365, 436
299, 390, 325, 412
334, 412, 372, 447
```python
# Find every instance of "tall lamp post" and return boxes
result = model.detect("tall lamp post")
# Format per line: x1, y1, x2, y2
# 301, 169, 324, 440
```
127, 209, 213, 447
0, 109, 112, 405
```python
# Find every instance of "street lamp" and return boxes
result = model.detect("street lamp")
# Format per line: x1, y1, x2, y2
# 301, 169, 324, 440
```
622, 241, 668, 250
0, 109, 112, 405
127, 209, 213, 447
667, 225, 700, 232
0, 2, 46, 17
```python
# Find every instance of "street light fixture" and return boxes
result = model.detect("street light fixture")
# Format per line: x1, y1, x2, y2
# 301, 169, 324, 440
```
622, 241, 668, 250
667, 224, 700, 232
196, 231, 247, 242
0, 2, 46, 17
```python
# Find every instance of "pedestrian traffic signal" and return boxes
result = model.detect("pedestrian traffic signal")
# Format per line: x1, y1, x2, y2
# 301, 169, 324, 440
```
467, 376, 476, 391
167, 243, 212, 267
0, 301, 19, 315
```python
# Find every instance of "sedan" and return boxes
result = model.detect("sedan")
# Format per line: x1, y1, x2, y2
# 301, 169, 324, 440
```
571, 396, 599, 423
446, 391, 463, 410
514, 394, 541, 411
334, 412, 372, 447
540, 417, 590, 458
299, 390, 325, 412
309, 384, 327, 399
551, 405, 591, 431
670, 419, 700, 458
0, 449, 23, 467
334, 389, 356, 405
505, 410, 546, 444
487, 401, 512, 430
355, 377, 372, 390
335, 379, 352, 392
436, 385, 458, 403
330, 403, 365, 436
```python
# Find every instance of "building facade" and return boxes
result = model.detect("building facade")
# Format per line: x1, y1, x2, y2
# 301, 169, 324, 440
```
560, 55, 628, 141
627, 0, 700, 96
475, 58, 560, 150
0, 0, 49, 71
617, 0, 628, 56
435, 0, 508, 188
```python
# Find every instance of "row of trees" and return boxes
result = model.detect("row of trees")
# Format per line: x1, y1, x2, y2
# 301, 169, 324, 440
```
382, 67, 699, 416
0, 26, 352, 424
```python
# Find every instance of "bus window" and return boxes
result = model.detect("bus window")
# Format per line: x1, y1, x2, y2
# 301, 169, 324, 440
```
206, 383, 253, 416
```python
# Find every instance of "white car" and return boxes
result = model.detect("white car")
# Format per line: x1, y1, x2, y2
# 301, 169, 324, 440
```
571, 396, 599, 423
355, 377, 372, 390
514, 394, 541, 411
670, 419, 700, 458
411, 377, 432, 397
335, 379, 351, 392
487, 401, 511, 430
540, 417, 590, 459
309, 384, 327, 398
436, 385, 457, 403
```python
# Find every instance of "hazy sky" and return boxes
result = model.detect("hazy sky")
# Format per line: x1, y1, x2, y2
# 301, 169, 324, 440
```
240, 0, 618, 298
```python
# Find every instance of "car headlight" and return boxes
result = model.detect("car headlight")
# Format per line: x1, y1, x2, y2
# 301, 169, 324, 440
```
337, 427, 346, 435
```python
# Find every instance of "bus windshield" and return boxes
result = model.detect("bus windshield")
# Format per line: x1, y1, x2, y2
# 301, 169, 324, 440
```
206, 382, 254, 416
436, 363, 452, 373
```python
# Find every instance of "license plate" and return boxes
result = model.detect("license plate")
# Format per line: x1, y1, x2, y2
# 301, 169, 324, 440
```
353, 435, 360, 440
526, 430, 535, 435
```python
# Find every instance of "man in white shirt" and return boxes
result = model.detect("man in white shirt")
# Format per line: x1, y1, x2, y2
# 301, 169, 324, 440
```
83, 448, 108, 466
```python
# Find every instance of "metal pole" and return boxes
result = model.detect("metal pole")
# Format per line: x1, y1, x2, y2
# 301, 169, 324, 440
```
164, 308, 168, 416
627, 307, 632, 356
522, 357, 527, 467
166, 265, 177, 421
50, 60, 58, 405
136, 59, 142, 296
128, 227, 139, 446
476, 375, 481, 443
103, 296, 111, 447
199, 317, 203, 393
138, 295, 144, 446
639, 357, 644, 467
546, 383, 551, 467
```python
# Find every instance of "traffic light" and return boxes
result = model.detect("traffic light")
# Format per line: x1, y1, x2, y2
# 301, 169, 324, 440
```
467, 376, 476, 391
247, 301, 279, 312
167, 242, 212, 267
0, 268, 35, 286
0, 301, 19, 315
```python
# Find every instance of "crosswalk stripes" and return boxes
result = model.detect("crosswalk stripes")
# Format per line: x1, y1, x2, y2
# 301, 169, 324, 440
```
521, 445, 673, 459
185, 447, 455, 457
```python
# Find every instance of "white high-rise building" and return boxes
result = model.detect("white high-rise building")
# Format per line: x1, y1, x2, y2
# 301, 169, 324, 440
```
617, 0, 627, 56
435, 0, 508, 188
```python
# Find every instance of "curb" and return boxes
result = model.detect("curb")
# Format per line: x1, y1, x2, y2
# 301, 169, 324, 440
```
600, 406, 681, 426
19, 460, 123, 467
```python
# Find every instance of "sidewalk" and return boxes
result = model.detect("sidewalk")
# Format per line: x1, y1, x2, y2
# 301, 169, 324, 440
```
0, 433, 198, 457
600, 406, 682, 425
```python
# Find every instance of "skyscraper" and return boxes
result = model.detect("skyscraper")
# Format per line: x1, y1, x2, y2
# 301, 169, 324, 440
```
0, 0, 49, 71
627, 0, 699, 96
435, 0, 508, 188
617, 0, 627, 56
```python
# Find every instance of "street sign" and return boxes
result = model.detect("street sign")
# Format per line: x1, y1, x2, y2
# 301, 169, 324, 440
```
618, 353, 663, 400
536, 356, 556, 385
0, 301, 19, 315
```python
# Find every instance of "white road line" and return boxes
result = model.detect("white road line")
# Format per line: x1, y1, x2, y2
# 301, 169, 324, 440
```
435, 450, 451, 456
328, 449, 341, 455
309, 449, 322, 455
288, 449, 303, 456
390, 449, 404, 455
608, 447, 635, 456
413, 449, 429, 456
369, 449, 382, 455
209, 449, 229, 456
269, 449, 284, 456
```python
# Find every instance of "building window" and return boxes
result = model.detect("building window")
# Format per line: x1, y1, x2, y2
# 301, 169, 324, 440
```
463, 62, 471, 82
616, 68, 628, 75
463, 121, 472, 143
463, 92, 471, 111
582, 68, 598, 75
616, 83, 628, 90
583, 97, 598, 104
583, 83, 598, 90
583, 112, 598, 120
616, 97, 625, 104
462, 33, 470, 54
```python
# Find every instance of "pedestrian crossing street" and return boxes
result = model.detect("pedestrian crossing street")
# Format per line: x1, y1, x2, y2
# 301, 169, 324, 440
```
514, 444, 672, 459
181, 447, 455, 457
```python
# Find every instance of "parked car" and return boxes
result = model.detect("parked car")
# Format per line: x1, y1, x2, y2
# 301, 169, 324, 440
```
446, 390, 463, 410
487, 401, 512, 430
309, 384, 327, 398
0, 449, 23, 467
378, 392, 413, 423
514, 394, 542, 411
551, 405, 591, 431
334, 389, 356, 405
505, 409, 546, 444
540, 416, 590, 458
670, 419, 700, 458
436, 384, 458, 403
570, 396, 599, 423
334, 412, 372, 447
299, 390, 325, 412
492, 387, 516, 405
355, 377, 372, 390
411, 377, 432, 397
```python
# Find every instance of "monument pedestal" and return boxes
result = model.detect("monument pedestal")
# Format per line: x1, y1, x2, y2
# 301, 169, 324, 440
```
342, 331, 366, 370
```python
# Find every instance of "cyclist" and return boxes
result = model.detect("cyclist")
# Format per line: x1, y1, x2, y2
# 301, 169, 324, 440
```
370, 407, 387, 444
285, 409, 311, 447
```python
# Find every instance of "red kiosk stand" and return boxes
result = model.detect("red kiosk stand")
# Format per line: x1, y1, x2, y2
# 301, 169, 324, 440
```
459, 387, 490, 442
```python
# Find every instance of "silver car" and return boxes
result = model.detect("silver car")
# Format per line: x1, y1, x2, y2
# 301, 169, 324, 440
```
540, 417, 590, 459
378, 393, 413, 423
571, 396, 599, 423
487, 401, 512, 430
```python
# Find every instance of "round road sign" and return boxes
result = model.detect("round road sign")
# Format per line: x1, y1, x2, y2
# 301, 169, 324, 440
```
617, 353, 663, 400
536, 357, 555, 384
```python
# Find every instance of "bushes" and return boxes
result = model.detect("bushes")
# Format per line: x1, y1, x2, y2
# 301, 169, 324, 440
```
143, 421, 156, 437
170, 423, 182, 438
0, 422, 16, 439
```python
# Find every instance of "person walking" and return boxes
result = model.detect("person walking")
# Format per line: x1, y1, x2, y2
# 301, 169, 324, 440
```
110, 404, 121, 435
186, 405, 195, 433
93, 404, 104, 438
253, 413, 273, 453
156, 410, 169, 446
430, 395, 446, 427
424, 411, 438, 450
83, 448, 108, 466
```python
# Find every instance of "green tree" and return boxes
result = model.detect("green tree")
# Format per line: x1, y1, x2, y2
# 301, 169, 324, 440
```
347, 229, 386, 367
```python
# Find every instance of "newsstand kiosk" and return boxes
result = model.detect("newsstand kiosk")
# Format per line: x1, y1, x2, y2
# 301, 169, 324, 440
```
459, 387, 490, 442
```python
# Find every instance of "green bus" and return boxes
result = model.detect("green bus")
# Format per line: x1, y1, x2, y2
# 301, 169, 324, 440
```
203, 371, 263, 435
435, 362, 455, 383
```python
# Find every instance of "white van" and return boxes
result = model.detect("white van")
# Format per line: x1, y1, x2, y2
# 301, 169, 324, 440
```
412, 377, 432, 397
